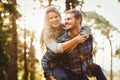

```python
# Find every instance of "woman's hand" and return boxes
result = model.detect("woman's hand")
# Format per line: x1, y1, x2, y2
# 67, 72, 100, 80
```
75, 33, 87, 43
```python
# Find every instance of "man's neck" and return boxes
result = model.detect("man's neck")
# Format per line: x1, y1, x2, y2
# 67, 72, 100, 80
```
68, 26, 81, 38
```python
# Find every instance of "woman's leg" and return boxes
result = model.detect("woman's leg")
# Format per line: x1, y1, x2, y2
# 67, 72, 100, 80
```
52, 67, 68, 80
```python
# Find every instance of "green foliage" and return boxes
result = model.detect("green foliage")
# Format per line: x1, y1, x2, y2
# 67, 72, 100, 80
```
0, 45, 9, 80
85, 11, 118, 35
0, 23, 12, 47
39, 0, 85, 11
0, 1, 21, 19
0, 0, 21, 80
65, 0, 84, 10
115, 48, 120, 58
93, 47, 97, 56
0, 48, 9, 71
0, 0, 21, 48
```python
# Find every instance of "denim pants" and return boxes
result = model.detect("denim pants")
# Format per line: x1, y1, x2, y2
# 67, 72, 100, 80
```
52, 67, 68, 80
64, 68, 88, 80
52, 64, 107, 80
88, 63, 107, 80
52, 67, 88, 80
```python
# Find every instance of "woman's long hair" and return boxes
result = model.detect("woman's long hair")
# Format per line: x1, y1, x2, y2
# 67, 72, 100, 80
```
40, 6, 64, 52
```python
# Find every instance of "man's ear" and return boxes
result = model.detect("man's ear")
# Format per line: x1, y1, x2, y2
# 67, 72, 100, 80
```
77, 18, 81, 24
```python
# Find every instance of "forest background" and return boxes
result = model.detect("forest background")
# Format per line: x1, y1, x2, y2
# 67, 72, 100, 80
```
0, 0, 120, 80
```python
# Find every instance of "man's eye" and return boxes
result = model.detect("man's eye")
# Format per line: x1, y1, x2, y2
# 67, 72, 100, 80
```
68, 18, 71, 20
55, 16, 58, 18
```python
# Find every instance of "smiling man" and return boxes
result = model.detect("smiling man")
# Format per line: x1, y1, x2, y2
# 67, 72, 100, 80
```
57, 9, 107, 80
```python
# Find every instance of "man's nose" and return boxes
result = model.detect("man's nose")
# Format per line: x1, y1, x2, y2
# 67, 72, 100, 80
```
64, 21, 68, 25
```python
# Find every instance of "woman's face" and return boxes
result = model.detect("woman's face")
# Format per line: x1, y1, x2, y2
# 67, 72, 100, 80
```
47, 12, 61, 28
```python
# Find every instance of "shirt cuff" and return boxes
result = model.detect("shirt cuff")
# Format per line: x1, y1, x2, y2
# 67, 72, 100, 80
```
44, 71, 53, 78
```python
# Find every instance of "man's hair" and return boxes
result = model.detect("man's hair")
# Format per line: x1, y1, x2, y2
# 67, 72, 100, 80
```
65, 9, 83, 25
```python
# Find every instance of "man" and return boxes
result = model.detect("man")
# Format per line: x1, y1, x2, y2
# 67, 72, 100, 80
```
58, 9, 107, 80
56, 9, 92, 80
41, 9, 107, 80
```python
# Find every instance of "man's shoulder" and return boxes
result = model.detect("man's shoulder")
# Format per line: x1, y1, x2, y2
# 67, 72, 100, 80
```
88, 34, 93, 40
57, 31, 69, 42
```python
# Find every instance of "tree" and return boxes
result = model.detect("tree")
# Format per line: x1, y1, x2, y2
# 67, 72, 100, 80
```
28, 32, 36, 80
9, 0, 18, 80
0, 0, 20, 80
115, 48, 120, 58
0, 0, 21, 80
39, 0, 54, 7
65, 0, 84, 10
85, 11, 118, 80
39, 0, 85, 11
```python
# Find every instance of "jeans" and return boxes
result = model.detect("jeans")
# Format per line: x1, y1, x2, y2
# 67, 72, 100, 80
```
65, 69, 88, 80
88, 63, 107, 80
52, 67, 68, 80
52, 67, 88, 80
52, 63, 107, 80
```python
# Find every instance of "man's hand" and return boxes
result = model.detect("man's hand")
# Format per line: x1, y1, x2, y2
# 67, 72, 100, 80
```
86, 69, 94, 77
49, 75, 56, 80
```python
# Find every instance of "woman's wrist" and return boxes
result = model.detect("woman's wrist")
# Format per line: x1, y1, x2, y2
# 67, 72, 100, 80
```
74, 35, 81, 43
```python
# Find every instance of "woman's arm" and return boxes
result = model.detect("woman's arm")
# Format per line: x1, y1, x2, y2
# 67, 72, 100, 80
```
44, 34, 86, 53
43, 36, 64, 53
62, 34, 87, 52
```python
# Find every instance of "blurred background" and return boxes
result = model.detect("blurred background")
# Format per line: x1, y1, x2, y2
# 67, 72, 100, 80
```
0, 0, 120, 80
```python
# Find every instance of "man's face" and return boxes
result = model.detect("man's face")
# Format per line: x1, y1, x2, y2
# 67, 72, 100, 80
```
47, 12, 61, 28
65, 13, 78, 30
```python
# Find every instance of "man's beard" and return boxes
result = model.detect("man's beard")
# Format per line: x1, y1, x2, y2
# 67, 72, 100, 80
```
67, 26, 76, 31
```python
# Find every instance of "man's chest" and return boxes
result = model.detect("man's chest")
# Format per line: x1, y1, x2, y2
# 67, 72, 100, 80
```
66, 41, 91, 59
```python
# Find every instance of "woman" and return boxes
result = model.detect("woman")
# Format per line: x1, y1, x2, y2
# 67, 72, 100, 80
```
40, 6, 87, 80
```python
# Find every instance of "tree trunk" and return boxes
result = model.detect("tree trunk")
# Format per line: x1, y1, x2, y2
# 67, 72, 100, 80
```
65, 0, 70, 11
108, 38, 113, 80
8, 0, 18, 80
23, 28, 28, 80
48, 0, 52, 6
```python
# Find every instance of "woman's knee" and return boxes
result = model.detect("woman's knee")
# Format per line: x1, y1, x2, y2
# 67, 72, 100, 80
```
53, 67, 68, 80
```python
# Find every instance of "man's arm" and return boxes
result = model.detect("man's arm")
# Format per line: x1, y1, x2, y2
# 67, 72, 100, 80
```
88, 34, 94, 64
43, 31, 86, 53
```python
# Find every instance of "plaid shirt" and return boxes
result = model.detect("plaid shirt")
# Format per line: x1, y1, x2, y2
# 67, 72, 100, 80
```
41, 31, 94, 78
